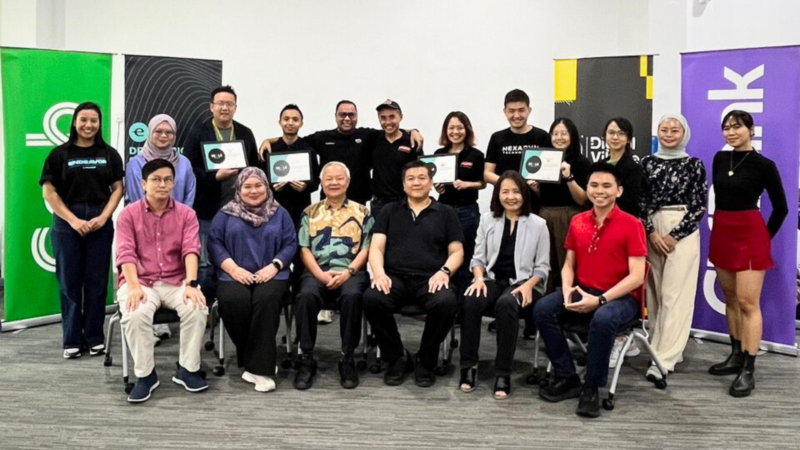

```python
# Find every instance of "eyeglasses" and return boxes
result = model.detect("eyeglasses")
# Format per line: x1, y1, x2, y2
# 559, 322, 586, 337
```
153, 130, 175, 137
606, 130, 627, 138
213, 101, 236, 109
337, 113, 356, 119
149, 177, 174, 185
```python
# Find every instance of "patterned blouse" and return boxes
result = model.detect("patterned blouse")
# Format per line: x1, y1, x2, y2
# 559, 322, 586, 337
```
639, 156, 707, 240
298, 198, 374, 271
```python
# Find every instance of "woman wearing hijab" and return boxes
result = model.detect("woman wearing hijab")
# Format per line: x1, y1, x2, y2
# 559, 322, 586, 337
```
639, 114, 707, 383
208, 168, 297, 393
125, 114, 196, 206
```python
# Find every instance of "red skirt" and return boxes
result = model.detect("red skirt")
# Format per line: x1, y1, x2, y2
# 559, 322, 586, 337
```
709, 210, 773, 272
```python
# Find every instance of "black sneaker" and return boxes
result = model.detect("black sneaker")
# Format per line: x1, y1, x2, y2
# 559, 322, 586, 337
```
339, 354, 359, 389
539, 374, 582, 402
293, 355, 317, 390
384, 350, 414, 386
576, 384, 601, 418
414, 356, 436, 388
128, 369, 159, 403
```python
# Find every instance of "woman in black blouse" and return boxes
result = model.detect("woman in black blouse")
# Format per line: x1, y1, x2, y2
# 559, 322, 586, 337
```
603, 117, 642, 217
434, 111, 487, 301
708, 110, 787, 398
640, 114, 707, 383
529, 118, 590, 292
39, 102, 124, 359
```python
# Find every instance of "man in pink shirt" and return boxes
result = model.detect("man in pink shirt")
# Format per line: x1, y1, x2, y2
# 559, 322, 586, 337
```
116, 159, 208, 403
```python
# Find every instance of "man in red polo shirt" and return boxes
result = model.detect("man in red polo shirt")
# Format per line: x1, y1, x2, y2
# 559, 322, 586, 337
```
534, 162, 646, 418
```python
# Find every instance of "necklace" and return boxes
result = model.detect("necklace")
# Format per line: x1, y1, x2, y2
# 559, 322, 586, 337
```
728, 151, 751, 176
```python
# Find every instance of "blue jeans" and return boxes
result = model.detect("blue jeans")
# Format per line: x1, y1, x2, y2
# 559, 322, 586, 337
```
51, 202, 113, 349
533, 287, 639, 387
451, 203, 480, 302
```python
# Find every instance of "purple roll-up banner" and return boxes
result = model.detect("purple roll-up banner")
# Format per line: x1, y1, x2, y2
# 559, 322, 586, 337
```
682, 47, 800, 355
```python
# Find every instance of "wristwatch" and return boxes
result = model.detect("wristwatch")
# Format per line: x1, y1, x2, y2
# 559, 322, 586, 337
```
272, 260, 282, 270
440, 266, 452, 276
185, 279, 198, 288
347, 267, 357, 276
598, 294, 608, 306
564, 174, 575, 182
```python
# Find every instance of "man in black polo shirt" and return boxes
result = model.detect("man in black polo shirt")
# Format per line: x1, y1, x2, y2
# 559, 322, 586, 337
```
369, 99, 423, 219
183, 85, 259, 301
363, 160, 464, 387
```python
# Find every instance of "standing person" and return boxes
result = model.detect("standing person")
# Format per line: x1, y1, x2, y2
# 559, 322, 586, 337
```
640, 114, 707, 383
183, 85, 259, 302
602, 117, 642, 217
534, 162, 647, 419
208, 168, 297, 393
363, 161, 464, 388
116, 159, 208, 403
459, 171, 549, 399
125, 114, 196, 207
40, 102, 124, 359
530, 118, 590, 293
433, 112, 486, 303
369, 100, 424, 220
708, 110, 787, 398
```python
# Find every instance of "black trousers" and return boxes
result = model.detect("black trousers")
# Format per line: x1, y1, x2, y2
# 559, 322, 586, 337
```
294, 270, 367, 354
217, 280, 289, 376
363, 273, 458, 370
459, 280, 539, 376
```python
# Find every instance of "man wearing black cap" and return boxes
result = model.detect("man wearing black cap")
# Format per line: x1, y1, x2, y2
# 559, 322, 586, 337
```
369, 99, 424, 220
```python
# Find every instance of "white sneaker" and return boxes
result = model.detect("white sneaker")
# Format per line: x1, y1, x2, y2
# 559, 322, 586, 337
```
646, 363, 663, 381
63, 348, 81, 359
242, 371, 276, 392
317, 310, 334, 324
609, 337, 640, 369
153, 323, 171, 339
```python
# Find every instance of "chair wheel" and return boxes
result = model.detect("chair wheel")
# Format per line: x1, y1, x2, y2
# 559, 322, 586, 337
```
280, 359, 293, 370
369, 360, 384, 374
525, 369, 540, 385
104, 355, 112, 367
356, 360, 367, 371
204, 341, 215, 351
655, 379, 667, 390
575, 355, 587, 367
199, 370, 207, 380
602, 398, 615, 410
213, 366, 225, 376
124, 383, 135, 394
434, 364, 449, 376
451, 339, 459, 349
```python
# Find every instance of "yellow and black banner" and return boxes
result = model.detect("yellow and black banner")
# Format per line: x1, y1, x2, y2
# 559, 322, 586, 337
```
554, 55, 653, 162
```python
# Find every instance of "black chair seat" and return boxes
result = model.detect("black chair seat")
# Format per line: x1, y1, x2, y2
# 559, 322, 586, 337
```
396, 304, 426, 316
153, 309, 180, 324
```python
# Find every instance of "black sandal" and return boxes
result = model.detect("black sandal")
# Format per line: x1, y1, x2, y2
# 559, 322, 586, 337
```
459, 367, 477, 393
494, 375, 511, 400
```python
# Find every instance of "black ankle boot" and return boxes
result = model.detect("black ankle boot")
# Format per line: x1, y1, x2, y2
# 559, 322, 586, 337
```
729, 351, 756, 398
709, 338, 744, 376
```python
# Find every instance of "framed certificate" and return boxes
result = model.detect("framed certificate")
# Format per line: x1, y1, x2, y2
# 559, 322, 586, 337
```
519, 148, 564, 183
202, 141, 248, 171
268, 151, 313, 183
418, 154, 457, 184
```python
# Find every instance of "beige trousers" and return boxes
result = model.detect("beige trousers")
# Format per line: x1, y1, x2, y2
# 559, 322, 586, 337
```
118, 281, 208, 377
646, 207, 700, 371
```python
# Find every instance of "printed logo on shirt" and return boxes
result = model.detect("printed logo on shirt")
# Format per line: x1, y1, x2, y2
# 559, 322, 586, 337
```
501, 144, 539, 155
355, 138, 362, 144
67, 157, 108, 170
398, 146, 412, 153
325, 142, 336, 146
461, 161, 473, 168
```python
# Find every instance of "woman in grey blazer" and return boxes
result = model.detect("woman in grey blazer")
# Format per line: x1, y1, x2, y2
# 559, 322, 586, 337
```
459, 171, 550, 399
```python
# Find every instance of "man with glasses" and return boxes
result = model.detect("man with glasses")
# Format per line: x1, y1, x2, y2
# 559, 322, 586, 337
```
533, 162, 647, 418
184, 85, 259, 302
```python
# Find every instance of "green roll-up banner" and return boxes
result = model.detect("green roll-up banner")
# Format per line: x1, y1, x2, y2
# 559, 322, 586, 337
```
1, 48, 113, 326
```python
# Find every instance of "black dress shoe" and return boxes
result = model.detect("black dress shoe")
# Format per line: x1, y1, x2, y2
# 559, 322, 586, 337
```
576, 384, 600, 418
414, 355, 436, 388
339, 354, 359, 390
293, 355, 317, 390
384, 350, 414, 386
729, 351, 756, 398
539, 374, 582, 403
709, 338, 744, 375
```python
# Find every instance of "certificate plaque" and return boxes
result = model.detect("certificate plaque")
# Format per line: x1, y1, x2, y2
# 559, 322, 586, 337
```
519, 148, 564, 183
418, 154, 457, 184
268, 151, 313, 183
202, 141, 248, 171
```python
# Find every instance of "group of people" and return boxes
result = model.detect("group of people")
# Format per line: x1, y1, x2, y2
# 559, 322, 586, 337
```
39, 85, 788, 418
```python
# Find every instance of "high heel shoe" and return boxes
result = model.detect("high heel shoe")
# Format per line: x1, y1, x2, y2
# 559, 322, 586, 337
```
493, 375, 511, 400
459, 366, 477, 393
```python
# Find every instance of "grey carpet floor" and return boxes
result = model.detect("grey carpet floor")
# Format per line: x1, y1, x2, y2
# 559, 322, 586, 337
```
1, 310, 799, 449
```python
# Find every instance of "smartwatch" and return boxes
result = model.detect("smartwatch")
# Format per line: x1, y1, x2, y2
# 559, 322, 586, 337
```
185, 280, 198, 288
272, 260, 282, 270
440, 266, 452, 276
598, 294, 608, 306
347, 267, 357, 276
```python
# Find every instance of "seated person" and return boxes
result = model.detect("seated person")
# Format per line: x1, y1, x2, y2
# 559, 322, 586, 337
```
534, 162, 647, 418
116, 159, 208, 403
363, 160, 464, 388
208, 168, 297, 393
460, 170, 550, 399
294, 162, 374, 390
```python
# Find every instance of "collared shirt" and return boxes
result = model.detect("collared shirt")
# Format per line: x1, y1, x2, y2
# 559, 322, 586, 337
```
115, 198, 201, 287
373, 197, 464, 277
298, 198, 374, 271
565, 205, 647, 302
124, 154, 196, 207
371, 130, 421, 199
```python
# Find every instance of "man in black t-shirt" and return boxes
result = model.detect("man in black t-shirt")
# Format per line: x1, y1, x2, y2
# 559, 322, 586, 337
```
369, 100, 423, 220
363, 161, 464, 388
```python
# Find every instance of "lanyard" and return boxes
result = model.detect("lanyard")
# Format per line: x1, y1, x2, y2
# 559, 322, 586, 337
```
212, 120, 235, 142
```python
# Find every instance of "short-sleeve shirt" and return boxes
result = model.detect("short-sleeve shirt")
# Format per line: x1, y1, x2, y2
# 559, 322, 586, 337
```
39, 142, 124, 203
433, 146, 485, 207
565, 205, 647, 302
298, 198, 374, 271
371, 130, 421, 199
373, 198, 464, 277
485, 127, 551, 176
